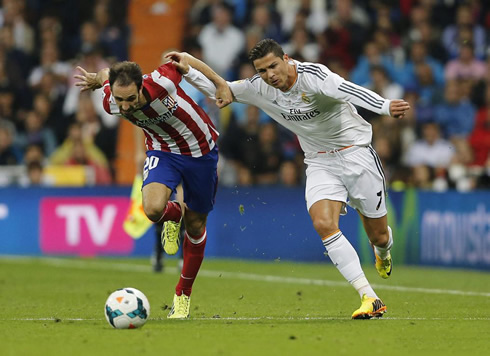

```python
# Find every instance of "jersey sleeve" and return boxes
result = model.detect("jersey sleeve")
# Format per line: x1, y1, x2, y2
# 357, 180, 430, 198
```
315, 64, 391, 116
101, 80, 112, 114
227, 78, 260, 106
156, 63, 183, 86
183, 66, 217, 99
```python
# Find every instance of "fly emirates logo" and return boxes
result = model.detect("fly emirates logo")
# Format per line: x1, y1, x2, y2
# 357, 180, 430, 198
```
280, 108, 320, 122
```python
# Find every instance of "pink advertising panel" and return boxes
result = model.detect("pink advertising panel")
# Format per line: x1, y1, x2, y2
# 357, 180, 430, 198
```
40, 197, 133, 256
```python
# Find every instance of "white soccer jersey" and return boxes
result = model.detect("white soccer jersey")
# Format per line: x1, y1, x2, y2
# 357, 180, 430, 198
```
185, 60, 391, 154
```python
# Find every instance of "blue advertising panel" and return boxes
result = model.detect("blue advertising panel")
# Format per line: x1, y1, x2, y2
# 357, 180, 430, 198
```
418, 191, 490, 269
1, 186, 489, 270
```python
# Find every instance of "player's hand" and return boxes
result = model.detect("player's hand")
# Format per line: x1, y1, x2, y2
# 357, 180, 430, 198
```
215, 83, 233, 108
389, 99, 410, 119
164, 51, 190, 74
74, 66, 101, 92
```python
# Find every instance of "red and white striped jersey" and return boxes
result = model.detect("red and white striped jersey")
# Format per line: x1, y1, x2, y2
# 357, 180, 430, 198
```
102, 63, 218, 157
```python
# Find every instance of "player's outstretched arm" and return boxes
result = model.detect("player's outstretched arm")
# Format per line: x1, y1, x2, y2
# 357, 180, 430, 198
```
74, 67, 110, 92
389, 99, 410, 119
165, 51, 233, 108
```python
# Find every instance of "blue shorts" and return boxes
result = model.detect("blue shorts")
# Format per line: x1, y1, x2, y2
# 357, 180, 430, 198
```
142, 147, 218, 214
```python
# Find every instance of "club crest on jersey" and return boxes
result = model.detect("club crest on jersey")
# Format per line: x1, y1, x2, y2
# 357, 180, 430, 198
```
301, 93, 311, 104
162, 95, 178, 114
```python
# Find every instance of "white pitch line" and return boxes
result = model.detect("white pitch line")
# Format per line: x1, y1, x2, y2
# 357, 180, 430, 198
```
2, 256, 490, 298
3, 316, 490, 322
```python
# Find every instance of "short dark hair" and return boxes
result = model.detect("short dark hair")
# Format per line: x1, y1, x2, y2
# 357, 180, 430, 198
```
248, 39, 284, 62
109, 61, 143, 90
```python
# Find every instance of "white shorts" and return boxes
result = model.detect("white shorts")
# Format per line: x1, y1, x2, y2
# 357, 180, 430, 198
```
304, 145, 387, 218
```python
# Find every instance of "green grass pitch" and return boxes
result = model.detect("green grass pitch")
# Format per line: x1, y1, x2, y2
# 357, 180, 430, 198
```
1, 256, 489, 356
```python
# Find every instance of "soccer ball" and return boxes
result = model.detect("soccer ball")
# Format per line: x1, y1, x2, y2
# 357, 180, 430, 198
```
104, 287, 150, 329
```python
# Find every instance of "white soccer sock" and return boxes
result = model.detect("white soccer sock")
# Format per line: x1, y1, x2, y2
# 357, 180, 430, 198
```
323, 230, 377, 299
374, 226, 393, 260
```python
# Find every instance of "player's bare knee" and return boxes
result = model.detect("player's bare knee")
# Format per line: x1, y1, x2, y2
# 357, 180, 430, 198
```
370, 229, 390, 247
143, 203, 164, 222
312, 216, 338, 237
184, 214, 207, 236
185, 221, 206, 237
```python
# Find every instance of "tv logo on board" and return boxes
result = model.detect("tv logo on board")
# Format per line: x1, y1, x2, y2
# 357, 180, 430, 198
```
40, 197, 133, 256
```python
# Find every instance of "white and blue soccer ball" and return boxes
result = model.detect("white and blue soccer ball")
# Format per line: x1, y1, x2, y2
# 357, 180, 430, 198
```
104, 287, 150, 329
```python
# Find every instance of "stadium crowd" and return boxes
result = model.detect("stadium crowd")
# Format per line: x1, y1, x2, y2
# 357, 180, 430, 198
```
0, 0, 489, 191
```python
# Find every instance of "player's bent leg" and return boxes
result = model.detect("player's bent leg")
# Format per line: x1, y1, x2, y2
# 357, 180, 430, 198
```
310, 200, 382, 316
359, 214, 393, 279
142, 182, 173, 222
168, 209, 207, 318
351, 294, 387, 319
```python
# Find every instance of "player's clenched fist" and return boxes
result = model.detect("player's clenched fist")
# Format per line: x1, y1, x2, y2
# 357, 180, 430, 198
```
389, 99, 410, 119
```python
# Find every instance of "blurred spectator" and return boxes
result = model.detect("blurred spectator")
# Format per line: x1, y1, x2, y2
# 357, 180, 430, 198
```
0, 84, 16, 122
444, 41, 486, 82
248, 4, 283, 44
0, 120, 21, 165
350, 41, 397, 87
73, 91, 118, 175
0, 25, 30, 93
63, 46, 116, 130
367, 65, 404, 100
408, 62, 444, 119
327, 0, 370, 60
198, 2, 245, 78
23, 143, 46, 165
442, 4, 486, 60
1, 0, 35, 55
18, 160, 53, 187
14, 110, 57, 157
32, 92, 65, 143
28, 42, 70, 93
220, 106, 284, 185
403, 121, 455, 175
469, 86, 490, 168
93, 1, 128, 61
413, 21, 447, 64
49, 122, 111, 185
276, 0, 328, 36
281, 25, 319, 62
317, 22, 355, 70
399, 41, 445, 90
254, 122, 283, 185
433, 80, 476, 139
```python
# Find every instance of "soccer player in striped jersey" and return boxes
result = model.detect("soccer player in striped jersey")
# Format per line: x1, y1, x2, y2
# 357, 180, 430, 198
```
165, 39, 410, 319
74, 60, 227, 319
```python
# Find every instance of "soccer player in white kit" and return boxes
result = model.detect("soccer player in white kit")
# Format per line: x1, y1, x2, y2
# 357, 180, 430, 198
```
165, 39, 410, 319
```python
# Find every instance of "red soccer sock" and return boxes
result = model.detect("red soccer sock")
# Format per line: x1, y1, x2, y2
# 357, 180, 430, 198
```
175, 230, 207, 297
157, 201, 182, 223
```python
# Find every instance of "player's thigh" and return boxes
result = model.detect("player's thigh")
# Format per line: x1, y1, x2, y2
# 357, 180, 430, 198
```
305, 156, 347, 212
181, 147, 218, 216
141, 151, 182, 219
142, 182, 173, 217
342, 146, 387, 218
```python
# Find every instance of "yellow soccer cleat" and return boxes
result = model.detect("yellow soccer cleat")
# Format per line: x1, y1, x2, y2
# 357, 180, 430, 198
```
352, 294, 387, 319
123, 175, 153, 239
375, 253, 392, 279
167, 293, 191, 319
161, 201, 182, 255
